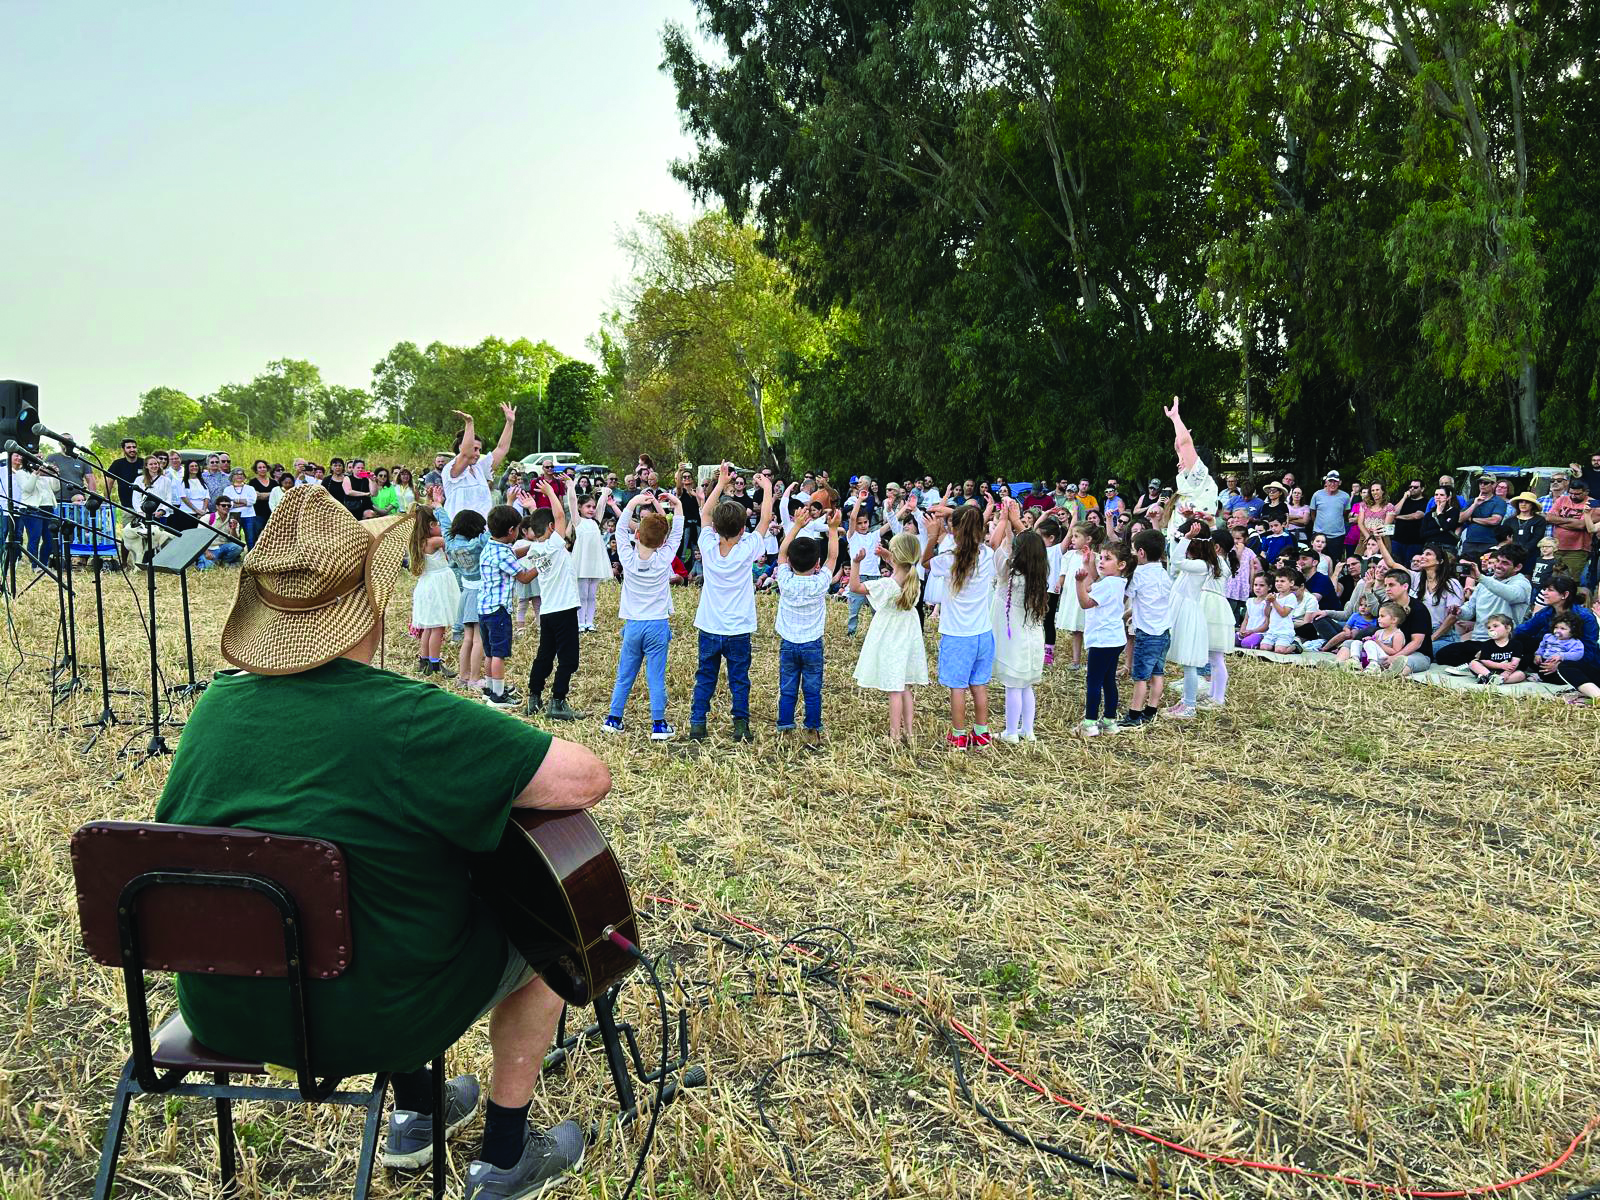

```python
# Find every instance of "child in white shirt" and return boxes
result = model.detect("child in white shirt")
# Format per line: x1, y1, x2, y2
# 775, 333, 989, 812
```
601, 490, 685, 739
1121, 529, 1174, 728
690, 466, 774, 742
1263, 567, 1315, 653
774, 506, 841, 747
522, 478, 583, 719
1075, 543, 1132, 736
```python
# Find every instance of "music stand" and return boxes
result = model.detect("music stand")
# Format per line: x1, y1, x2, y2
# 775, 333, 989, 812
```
150, 526, 222, 700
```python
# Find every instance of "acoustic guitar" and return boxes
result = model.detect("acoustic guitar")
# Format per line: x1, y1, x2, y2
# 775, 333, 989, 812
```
475, 808, 640, 1006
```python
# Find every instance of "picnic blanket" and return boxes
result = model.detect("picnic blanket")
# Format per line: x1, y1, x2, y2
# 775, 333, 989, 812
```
1227, 646, 1573, 701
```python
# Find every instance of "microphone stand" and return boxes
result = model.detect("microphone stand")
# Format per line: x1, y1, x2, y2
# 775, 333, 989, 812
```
75, 492, 133, 750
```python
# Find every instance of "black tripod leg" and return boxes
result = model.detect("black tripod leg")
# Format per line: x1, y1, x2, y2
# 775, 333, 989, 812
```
592, 988, 638, 1122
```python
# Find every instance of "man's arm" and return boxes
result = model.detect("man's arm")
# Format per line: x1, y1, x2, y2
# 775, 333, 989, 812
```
488, 402, 517, 472
511, 738, 612, 810
823, 510, 842, 575
448, 410, 475, 478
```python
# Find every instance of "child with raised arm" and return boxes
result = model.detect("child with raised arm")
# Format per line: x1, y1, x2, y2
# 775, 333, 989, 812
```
923, 499, 1003, 749
408, 504, 459, 677
690, 464, 774, 742
1076, 543, 1132, 736
990, 503, 1050, 742
774, 501, 840, 750
570, 487, 610, 632
522, 477, 584, 720
601, 489, 685, 739
845, 489, 888, 636
851, 533, 927, 744
476, 505, 539, 708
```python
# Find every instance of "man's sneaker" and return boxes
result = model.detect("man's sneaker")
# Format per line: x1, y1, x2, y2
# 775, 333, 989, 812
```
483, 689, 518, 709
946, 731, 970, 750
525, 696, 545, 715
971, 730, 993, 748
650, 720, 675, 741
463, 1121, 585, 1200
546, 698, 585, 721
382, 1075, 481, 1169
689, 721, 709, 741
731, 718, 753, 743
600, 716, 625, 734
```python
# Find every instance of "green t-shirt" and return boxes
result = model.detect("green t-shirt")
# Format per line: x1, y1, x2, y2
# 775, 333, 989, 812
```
154, 658, 552, 1075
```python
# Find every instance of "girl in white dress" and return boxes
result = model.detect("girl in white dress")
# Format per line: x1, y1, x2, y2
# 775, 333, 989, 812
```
408, 509, 460, 675
1199, 527, 1236, 706
1053, 523, 1096, 669
850, 532, 928, 745
991, 528, 1050, 742
570, 490, 611, 632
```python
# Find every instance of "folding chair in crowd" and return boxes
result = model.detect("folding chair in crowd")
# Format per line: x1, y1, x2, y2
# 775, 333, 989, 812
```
71, 820, 449, 1199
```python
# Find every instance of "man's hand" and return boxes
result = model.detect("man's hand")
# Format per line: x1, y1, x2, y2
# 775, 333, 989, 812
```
500, 402, 517, 423
1164, 394, 1180, 420
451, 409, 472, 424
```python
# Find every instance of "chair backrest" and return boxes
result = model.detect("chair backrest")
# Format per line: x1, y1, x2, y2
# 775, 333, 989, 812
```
72, 821, 353, 980
55, 502, 118, 557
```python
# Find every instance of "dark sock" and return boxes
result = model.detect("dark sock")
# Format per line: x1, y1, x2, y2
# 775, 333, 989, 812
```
1144, 706, 1157, 720
480, 1099, 531, 1168
391, 1066, 434, 1114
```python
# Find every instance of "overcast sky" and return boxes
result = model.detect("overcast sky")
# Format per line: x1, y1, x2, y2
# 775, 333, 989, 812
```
0, 0, 705, 437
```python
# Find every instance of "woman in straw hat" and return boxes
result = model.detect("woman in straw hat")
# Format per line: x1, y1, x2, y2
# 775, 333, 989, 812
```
154, 485, 607, 1196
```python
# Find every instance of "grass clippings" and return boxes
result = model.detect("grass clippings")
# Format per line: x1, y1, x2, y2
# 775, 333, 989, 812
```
1, 563, 1598, 1199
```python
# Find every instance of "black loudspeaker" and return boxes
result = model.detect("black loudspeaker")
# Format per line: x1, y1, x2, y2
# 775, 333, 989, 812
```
0, 381, 41, 453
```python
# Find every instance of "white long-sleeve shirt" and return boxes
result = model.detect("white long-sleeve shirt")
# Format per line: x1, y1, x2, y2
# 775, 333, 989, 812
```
616, 517, 684, 621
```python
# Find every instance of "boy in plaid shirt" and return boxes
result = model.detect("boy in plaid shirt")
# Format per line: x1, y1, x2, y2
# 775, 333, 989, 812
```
478, 505, 538, 708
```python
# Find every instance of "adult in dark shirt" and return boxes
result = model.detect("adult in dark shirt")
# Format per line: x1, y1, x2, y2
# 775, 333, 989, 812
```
1294, 546, 1338, 607
1258, 481, 1289, 527
1380, 568, 1433, 674
1501, 493, 1547, 565
1418, 487, 1460, 549
1388, 478, 1429, 566
675, 466, 703, 570
107, 439, 142, 509
1575, 454, 1600, 499
323, 458, 374, 519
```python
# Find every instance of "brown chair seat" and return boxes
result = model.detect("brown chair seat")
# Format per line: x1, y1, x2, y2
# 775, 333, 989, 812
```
151, 1012, 265, 1075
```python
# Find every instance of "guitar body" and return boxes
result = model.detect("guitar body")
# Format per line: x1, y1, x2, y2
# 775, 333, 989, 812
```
478, 808, 639, 1006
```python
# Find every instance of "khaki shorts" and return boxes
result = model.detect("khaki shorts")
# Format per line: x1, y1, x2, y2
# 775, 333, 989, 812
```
472, 937, 541, 1022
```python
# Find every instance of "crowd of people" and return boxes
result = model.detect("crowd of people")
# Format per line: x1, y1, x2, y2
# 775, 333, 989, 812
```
7, 406, 1600, 736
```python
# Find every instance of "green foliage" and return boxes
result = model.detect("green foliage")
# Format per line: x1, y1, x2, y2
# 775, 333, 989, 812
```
663, 0, 1600, 478
542, 360, 603, 454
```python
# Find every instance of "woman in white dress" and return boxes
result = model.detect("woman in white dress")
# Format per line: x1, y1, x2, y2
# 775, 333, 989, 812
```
569, 488, 611, 632
851, 532, 928, 745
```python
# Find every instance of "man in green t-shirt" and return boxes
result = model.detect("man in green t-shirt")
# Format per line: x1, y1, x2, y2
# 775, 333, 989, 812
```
155, 486, 612, 1198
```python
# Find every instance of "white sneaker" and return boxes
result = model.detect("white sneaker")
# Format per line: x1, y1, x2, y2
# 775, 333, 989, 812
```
1079, 719, 1100, 738
998, 730, 1021, 744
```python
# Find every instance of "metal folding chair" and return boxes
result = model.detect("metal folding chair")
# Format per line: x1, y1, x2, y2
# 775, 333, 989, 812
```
71, 820, 448, 1198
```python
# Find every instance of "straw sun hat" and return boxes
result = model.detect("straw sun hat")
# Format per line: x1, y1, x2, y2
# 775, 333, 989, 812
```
220, 485, 412, 675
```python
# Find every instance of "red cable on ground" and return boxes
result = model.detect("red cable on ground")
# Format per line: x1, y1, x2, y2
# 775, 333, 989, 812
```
643, 893, 1600, 1198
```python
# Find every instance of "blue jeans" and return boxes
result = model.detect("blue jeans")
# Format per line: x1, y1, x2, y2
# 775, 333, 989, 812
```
691, 631, 751, 723
196, 542, 242, 570
777, 637, 824, 730
18, 512, 49, 567
847, 590, 869, 634
238, 513, 262, 548
609, 618, 672, 722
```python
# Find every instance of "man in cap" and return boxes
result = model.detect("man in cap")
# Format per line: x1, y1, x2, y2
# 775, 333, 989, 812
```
1547, 477, 1594, 581
1308, 470, 1351, 543
155, 487, 606, 1197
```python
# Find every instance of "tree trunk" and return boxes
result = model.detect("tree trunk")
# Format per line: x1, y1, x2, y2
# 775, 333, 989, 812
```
1517, 344, 1538, 455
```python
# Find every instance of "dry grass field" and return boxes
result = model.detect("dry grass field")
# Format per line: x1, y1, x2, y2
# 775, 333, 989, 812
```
2, 561, 1599, 1199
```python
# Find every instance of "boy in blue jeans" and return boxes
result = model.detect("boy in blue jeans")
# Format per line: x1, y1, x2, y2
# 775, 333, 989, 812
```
773, 504, 840, 750
1119, 528, 1173, 730
690, 464, 774, 742
477, 505, 539, 708
602, 489, 684, 740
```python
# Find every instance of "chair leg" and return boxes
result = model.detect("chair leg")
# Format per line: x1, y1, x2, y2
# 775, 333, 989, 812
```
352, 1073, 389, 1200
215, 1071, 237, 1191
92, 1061, 137, 1200
431, 1057, 446, 1200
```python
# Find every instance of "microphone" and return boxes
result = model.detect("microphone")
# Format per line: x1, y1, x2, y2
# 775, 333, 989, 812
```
3, 439, 44, 463
32, 422, 76, 449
